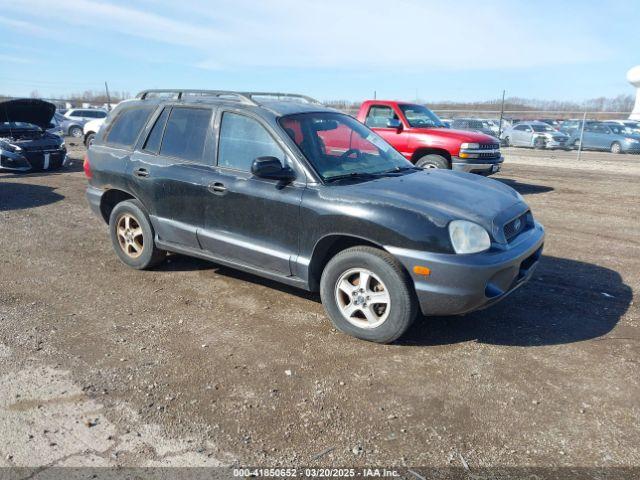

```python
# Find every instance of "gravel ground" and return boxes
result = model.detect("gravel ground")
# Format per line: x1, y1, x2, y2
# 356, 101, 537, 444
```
0, 141, 638, 472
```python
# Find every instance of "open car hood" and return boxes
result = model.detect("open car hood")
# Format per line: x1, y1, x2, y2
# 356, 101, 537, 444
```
0, 98, 56, 130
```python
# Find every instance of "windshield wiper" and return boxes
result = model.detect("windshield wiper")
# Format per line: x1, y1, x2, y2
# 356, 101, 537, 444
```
379, 166, 420, 175
324, 172, 380, 182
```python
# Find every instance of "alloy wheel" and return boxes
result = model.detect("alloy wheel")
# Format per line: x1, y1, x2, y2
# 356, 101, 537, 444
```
334, 268, 391, 329
116, 213, 144, 259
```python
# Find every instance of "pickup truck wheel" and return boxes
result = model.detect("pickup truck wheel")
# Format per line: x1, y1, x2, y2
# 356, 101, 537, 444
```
320, 246, 418, 343
415, 154, 448, 169
610, 142, 622, 154
109, 200, 166, 270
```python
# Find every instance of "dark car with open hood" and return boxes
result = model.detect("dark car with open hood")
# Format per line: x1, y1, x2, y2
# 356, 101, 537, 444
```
0, 99, 68, 172
85, 89, 544, 343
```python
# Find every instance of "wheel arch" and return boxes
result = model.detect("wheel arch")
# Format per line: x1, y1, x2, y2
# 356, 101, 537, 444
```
307, 233, 393, 292
99, 189, 137, 223
410, 147, 451, 166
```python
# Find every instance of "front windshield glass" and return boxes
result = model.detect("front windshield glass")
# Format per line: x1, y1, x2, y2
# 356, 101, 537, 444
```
531, 124, 554, 132
398, 104, 444, 128
279, 112, 413, 181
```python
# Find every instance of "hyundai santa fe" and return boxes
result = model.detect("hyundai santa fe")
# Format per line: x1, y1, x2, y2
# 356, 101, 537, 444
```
85, 89, 545, 343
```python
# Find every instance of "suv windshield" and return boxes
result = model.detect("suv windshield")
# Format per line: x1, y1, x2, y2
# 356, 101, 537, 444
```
398, 104, 444, 128
279, 112, 413, 181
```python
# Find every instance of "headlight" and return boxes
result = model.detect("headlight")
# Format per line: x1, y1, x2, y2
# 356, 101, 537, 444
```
0, 141, 21, 153
448, 220, 491, 254
460, 143, 479, 150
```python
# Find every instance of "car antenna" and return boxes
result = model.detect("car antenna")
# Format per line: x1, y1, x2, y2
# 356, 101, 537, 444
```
1, 101, 15, 139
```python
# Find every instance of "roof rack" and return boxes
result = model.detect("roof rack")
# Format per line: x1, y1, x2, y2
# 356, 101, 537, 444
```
136, 89, 321, 106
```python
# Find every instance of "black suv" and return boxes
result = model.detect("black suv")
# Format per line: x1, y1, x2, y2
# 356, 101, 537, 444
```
86, 89, 544, 343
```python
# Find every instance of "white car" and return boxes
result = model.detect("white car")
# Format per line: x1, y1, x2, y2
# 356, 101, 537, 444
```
83, 118, 105, 147
64, 108, 108, 124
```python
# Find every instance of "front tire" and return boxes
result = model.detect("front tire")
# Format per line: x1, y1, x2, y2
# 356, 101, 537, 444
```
109, 200, 166, 270
320, 246, 418, 343
611, 142, 622, 154
502, 136, 510, 147
69, 126, 83, 138
534, 137, 546, 149
415, 154, 449, 169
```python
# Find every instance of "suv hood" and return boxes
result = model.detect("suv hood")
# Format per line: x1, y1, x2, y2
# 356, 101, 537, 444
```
0, 99, 56, 130
330, 170, 526, 234
411, 127, 498, 143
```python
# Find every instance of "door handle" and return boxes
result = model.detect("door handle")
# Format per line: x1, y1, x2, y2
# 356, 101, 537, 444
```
208, 182, 227, 195
134, 167, 150, 178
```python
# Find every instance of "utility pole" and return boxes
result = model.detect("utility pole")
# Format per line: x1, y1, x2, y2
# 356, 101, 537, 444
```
498, 90, 506, 138
577, 110, 587, 161
373, 90, 377, 100
105, 81, 112, 111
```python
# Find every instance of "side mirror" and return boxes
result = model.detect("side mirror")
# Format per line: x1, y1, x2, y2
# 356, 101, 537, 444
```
251, 156, 296, 182
386, 118, 402, 130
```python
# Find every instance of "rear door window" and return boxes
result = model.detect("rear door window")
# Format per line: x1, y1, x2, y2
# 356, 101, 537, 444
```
142, 108, 170, 154
159, 107, 212, 163
105, 106, 154, 148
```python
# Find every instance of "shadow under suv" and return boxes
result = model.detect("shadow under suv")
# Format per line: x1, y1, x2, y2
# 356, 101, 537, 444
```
85, 89, 544, 343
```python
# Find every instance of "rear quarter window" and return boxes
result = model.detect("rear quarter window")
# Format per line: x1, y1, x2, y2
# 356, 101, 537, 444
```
105, 107, 155, 148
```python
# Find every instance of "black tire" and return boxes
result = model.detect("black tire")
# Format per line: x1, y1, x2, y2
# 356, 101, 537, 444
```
69, 126, 83, 138
108, 199, 166, 270
85, 133, 95, 147
533, 137, 546, 149
610, 142, 622, 154
415, 154, 449, 169
502, 136, 510, 147
320, 246, 418, 343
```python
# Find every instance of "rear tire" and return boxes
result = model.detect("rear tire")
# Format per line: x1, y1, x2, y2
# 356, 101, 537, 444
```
109, 200, 166, 270
415, 154, 449, 169
502, 136, 510, 147
69, 126, 82, 138
320, 246, 418, 343
610, 142, 622, 154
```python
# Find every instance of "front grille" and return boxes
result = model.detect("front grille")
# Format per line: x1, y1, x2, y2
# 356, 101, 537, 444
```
478, 151, 501, 159
504, 213, 530, 241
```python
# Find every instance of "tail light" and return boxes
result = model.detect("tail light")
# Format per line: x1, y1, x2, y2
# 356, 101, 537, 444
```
83, 154, 92, 179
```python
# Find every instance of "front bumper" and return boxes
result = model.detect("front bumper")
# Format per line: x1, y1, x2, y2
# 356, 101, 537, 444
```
386, 222, 545, 316
0, 148, 67, 172
452, 156, 504, 175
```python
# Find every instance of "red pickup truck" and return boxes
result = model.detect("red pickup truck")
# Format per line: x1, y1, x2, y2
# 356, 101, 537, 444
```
355, 100, 503, 175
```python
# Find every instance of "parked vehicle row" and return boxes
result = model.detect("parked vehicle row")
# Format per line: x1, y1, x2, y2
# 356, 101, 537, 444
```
84, 89, 543, 343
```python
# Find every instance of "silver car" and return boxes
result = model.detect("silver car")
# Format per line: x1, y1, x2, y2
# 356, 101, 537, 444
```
501, 121, 569, 149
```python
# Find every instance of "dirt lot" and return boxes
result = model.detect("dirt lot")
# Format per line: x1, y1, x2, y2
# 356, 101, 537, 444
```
0, 142, 638, 472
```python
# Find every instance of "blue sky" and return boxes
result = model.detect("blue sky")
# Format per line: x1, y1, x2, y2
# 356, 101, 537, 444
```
0, 0, 638, 102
